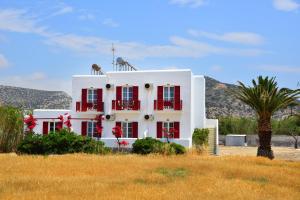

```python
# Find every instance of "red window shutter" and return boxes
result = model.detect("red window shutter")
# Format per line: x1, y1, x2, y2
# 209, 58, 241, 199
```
116, 86, 122, 110
81, 121, 87, 136
81, 89, 87, 112
43, 121, 48, 135
97, 89, 103, 112
56, 122, 63, 131
116, 121, 122, 128
132, 86, 139, 110
157, 86, 163, 110
76, 102, 80, 111
157, 121, 162, 138
174, 122, 180, 138
132, 122, 138, 138
174, 86, 181, 110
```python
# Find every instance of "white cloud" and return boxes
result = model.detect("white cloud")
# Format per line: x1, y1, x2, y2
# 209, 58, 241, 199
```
210, 65, 223, 72
273, 0, 299, 11
51, 4, 73, 16
259, 65, 300, 73
0, 72, 72, 94
0, 54, 9, 68
45, 34, 265, 59
169, 0, 206, 8
188, 29, 264, 45
0, 8, 266, 60
79, 13, 95, 21
102, 18, 119, 28
0, 9, 47, 34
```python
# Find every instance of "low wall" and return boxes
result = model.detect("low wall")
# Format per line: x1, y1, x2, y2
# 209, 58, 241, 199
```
219, 135, 298, 147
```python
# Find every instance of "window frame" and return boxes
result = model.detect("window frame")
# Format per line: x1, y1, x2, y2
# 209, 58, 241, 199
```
87, 121, 98, 138
122, 86, 133, 101
163, 122, 174, 139
121, 121, 133, 138
87, 89, 98, 104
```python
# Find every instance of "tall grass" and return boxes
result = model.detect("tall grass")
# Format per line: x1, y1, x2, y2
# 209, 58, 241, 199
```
0, 154, 299, 200
0, 106, 24, 152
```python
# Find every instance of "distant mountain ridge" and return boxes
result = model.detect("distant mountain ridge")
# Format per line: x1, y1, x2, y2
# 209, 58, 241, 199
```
0, 77, 298, 118
0, 85, 71, 110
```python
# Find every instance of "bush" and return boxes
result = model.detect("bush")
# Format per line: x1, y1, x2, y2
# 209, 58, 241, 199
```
192, 128, 209, 147
17, 129, 110, 155
0, 106, 24, 152
132, 137, 186, 155
169, 143, 186, 154
219, 117, 257, 135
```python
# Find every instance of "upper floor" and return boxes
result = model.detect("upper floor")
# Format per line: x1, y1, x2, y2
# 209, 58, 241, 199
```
72, 69, 205, 117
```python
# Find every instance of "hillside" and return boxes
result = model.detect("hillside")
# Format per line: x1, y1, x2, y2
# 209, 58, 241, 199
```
205, 76, 299, 119
0, 77, 298, 118
0, 85, 71, 110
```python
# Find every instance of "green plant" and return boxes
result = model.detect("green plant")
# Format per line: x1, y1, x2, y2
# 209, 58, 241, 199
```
132, 137, 164, 154
192, 128, 209, 149
17, 129, 110, 155
169, 143, 186, 154
233, 76, 300, 159
0, 106, 24, 152
132, 137, 185, 155
219, 117, 257, 135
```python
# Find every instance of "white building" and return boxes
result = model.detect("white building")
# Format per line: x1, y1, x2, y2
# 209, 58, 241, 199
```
33, 69, 218, 151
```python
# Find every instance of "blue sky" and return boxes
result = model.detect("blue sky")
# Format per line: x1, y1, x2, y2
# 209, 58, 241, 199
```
0, 0, 299, 94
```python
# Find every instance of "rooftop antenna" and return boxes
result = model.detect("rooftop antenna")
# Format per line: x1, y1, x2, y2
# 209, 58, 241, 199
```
111, 43, 115, 71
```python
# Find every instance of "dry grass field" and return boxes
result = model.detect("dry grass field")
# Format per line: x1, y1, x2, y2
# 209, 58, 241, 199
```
0, 153, 300, 200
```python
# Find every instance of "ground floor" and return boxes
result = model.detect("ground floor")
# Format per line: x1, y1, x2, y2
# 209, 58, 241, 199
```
32, 109, 219, 149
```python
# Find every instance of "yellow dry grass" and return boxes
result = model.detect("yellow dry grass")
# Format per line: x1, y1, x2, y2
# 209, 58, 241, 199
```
0, 153, 299, 200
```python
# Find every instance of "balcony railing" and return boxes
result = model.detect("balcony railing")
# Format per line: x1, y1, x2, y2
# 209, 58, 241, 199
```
112, 100, 140, 111
76, 102, 104, 112
154, 99, 182, 111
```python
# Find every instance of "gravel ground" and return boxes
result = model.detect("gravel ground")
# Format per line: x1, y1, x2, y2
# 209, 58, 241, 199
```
220, 146, 300, 161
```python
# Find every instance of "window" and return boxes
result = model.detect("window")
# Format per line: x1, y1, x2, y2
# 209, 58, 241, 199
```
122, 86, 133, 101
49, 122, 60, 133
87, 89, 98, 104
164, 86, 174, 101
49, 122, 55, 132
122, 122, 133, 138
163, 122, 174, 138
87, 121, 97, 137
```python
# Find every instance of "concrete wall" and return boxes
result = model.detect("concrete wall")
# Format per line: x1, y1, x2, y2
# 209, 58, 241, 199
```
219, 135, 298, 147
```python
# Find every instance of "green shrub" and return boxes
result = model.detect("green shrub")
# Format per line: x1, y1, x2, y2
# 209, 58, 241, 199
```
192, 128, 209, 147
17, 129, 110, 155
132, 137, 186, 155
132, 137, 164, 154
0, 106, 24, 152
219, 117, 257, 135
169, 143, 186, 154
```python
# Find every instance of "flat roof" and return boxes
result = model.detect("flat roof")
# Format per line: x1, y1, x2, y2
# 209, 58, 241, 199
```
73, 69, 201, 78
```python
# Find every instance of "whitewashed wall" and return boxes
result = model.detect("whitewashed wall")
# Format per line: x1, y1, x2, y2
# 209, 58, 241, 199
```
33, 69, 210, 148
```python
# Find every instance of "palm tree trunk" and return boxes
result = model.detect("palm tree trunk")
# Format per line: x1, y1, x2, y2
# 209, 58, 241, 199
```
257, 116, 274, 159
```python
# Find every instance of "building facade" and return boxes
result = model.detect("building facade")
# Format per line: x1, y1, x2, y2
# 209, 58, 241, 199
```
33, 69, 218, 149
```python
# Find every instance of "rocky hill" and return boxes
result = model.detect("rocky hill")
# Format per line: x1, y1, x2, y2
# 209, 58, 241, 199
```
0, 78, 298, 118
0, 85, 71, 110
205, 76, 299, 119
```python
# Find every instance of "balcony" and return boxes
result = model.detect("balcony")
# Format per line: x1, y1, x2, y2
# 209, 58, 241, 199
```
154, 100, 182, 111
112, 100, 140, 111
76, 102, 104, 113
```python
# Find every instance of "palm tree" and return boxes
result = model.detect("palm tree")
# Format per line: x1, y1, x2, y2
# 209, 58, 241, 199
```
233, 76, 300, 159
